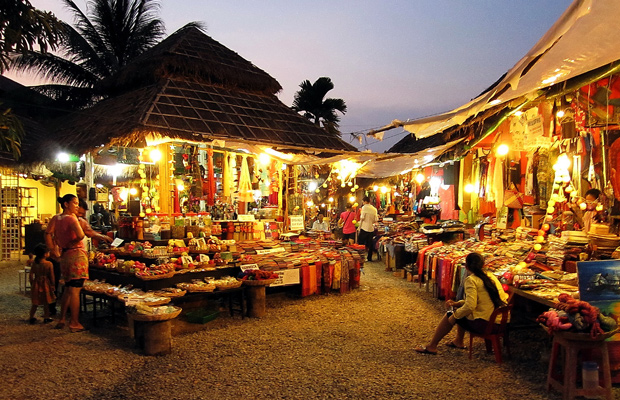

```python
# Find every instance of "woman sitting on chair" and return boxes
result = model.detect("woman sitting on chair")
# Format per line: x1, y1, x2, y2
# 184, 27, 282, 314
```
415, 252, 508, 355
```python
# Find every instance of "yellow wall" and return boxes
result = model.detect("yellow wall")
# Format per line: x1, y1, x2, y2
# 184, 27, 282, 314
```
17, 178, 81, 221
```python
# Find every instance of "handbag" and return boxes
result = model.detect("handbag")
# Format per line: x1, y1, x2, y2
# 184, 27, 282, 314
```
504, 184, 524, 209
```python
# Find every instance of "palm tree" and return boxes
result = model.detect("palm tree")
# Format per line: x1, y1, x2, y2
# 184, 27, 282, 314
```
10, 0, 166, 109
292, 77, 347, 135
0, 0, 64, 159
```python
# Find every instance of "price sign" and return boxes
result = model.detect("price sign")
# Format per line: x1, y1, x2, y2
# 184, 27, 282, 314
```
237, 214, 255, 221
289, 215, 304, 231
255, 247, 285, 255
240, 263, 259, 272
110, 238, 124, 248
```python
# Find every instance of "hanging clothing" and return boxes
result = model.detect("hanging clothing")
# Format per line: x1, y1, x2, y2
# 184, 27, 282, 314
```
237, 154, 253, 202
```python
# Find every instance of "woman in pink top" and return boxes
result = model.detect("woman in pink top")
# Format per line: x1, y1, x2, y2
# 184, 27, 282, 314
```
53, 194, 87, 332
338, 204, 357, 245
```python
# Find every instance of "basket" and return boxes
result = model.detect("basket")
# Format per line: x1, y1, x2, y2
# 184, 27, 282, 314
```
214, 280, 243, 290
129, 306, 182, 322
242, 278, 277, 286
171, 225, 186, 239
136, 271, 175, 281
541, 325, 620, 341
153, 289, 187, 298
141, 297, 172, 307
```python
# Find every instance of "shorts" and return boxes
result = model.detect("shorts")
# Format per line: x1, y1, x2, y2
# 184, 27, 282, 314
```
455, 317, 489, 335
342, 232, 356, 241
65, 278, 85, 288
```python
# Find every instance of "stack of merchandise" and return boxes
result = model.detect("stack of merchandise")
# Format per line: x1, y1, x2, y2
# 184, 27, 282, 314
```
588, 233, 620, 258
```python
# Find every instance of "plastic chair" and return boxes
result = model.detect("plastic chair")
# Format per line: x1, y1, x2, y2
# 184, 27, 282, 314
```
468, 304, 513, 363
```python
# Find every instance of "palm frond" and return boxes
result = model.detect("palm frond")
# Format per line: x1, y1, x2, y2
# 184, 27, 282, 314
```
11, 51, 99, 88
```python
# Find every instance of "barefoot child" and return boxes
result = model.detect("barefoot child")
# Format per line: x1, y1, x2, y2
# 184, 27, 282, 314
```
28, 244, 56, 324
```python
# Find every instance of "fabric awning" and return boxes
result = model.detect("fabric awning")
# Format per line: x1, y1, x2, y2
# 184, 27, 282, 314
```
403, 0, 620, 138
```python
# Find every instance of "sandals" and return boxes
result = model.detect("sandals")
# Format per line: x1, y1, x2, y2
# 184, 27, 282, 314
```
446, 342, 467, 350
414, 345, 437, 355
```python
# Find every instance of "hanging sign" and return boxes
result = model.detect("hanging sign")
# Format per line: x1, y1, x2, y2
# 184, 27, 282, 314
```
289, 215, 304, 231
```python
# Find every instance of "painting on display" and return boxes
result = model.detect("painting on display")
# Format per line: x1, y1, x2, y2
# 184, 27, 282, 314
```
577, 260, 620, 341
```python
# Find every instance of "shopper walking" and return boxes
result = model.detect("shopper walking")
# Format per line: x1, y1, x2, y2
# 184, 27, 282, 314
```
358, 196, 378, 261
28, 243, 56, 324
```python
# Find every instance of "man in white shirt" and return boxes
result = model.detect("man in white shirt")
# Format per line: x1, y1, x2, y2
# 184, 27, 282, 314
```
358, 196, 378, 261
311, 213, 329, 232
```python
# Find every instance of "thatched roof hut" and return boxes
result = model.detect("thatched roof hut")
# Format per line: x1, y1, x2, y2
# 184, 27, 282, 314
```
56, 25, 357, 154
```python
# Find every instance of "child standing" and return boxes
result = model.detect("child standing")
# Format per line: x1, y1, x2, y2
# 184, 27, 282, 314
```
28, 243, 56, 324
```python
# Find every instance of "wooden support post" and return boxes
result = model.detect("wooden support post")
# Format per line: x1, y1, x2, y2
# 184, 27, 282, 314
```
246, 286, 267, 318
133, 319, 173, 356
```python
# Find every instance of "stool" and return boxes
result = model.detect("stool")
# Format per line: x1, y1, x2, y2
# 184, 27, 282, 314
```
547, 334, 613, 400
18, 267, 31, 294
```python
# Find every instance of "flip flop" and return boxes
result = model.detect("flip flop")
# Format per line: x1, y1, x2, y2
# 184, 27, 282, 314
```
54, 322, 65, 330
446, 342, 467, 350
414, 345, 437, 355
70, 327, 88, 333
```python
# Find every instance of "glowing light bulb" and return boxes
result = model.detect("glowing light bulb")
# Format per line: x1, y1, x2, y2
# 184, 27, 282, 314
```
349, 196, 355, 202
149, 149, 162, 162
328, 197, 334, 202
496, 144, 509, 156
129, 187, 138, 196
373, 185, 379, 191
464, 184, 474, 193
579, 202, 587, 210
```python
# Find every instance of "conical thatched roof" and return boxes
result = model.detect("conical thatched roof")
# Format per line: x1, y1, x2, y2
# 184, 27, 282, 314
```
57, 25, 357, 154
102, 24, 282, 96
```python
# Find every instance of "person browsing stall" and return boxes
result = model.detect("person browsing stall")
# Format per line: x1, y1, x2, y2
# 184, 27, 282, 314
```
53, 194, 88, 333
338, 204, 357, 245
415, 252, 508, 355
358, 196, 378, 261
77, 199, 113, 247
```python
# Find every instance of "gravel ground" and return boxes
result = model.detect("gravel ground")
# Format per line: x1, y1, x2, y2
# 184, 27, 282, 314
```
0, 258, 616, 400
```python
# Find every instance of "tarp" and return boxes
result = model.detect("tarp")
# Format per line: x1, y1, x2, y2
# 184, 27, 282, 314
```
402, 0, 620, 138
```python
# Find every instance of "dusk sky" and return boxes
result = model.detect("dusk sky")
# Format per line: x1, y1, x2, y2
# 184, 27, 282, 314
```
15, 0, 572, 152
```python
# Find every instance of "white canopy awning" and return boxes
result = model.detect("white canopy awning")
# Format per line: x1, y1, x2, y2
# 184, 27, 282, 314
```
403, 0, 620, 138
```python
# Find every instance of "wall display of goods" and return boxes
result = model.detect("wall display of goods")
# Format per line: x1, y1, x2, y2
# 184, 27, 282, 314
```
537, 294, 618, 339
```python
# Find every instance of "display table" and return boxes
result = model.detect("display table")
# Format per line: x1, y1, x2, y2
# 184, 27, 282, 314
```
89, 266, 239, 291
